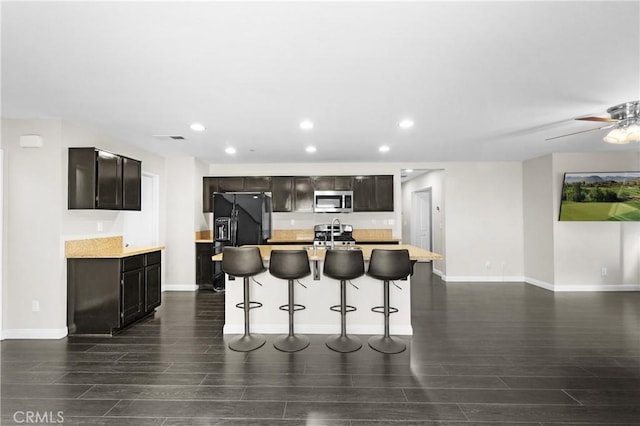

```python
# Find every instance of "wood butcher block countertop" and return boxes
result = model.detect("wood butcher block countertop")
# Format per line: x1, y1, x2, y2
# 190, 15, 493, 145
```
65, 236, 165, 259
212, 244, 442, 262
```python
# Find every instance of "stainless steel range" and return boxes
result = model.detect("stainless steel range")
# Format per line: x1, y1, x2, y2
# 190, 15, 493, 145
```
313, 223, 356, 247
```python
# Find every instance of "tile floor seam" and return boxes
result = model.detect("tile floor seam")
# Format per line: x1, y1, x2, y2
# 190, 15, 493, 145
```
99, 398, 124, 417
561, 389, 585, 406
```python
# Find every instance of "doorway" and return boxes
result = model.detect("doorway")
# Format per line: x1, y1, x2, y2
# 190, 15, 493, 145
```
123, 172, 159, 247
411, 188, 432, 251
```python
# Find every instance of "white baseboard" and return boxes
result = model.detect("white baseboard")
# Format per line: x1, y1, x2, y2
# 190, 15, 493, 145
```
525, 277, 640, 292
553, 284, 640, 292
223, 323, 413, 336
432, 268, 444, 277
443, 275, 525, 283
162, 284, 198, 292
1, 327, 68, 340
525, 277, 555, 291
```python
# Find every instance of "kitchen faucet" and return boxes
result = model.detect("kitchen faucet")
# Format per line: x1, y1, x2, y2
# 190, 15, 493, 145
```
330, 217, 341, 249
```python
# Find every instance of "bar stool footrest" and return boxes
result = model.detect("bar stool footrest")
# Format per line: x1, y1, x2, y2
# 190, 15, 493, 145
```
278, 303, 306, 312
235, 301, 263, 310
330, 304, 356, 313
371, 305, 399, 315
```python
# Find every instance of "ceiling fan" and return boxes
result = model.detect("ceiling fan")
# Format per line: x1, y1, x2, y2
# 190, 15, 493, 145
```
546, 100, 640, 144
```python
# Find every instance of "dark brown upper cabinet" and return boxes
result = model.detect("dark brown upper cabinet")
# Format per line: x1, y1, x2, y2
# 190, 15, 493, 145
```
202, 177, 219, 212
244, 176, 272, 192
201, 174, 393, 213
293, 176, 313, 212
218, 177, 245, 192
271, 176, 293, 212
68, 148, 141, 211
122, 157, 142, 210
353, 175, 394, 212
312, 176, 353, 191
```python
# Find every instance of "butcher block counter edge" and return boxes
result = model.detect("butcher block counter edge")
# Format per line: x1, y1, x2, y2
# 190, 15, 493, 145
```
66, 236, 165, 259
212, 244, 442, 262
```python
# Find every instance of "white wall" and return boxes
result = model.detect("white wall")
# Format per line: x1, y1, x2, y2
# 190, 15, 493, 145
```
442, 162, 525, 282
2, 119, 66, 337
164, 157, 200, 289
1, 118, 167, 338
551, 152, 640, 290
523, 155, 555, 286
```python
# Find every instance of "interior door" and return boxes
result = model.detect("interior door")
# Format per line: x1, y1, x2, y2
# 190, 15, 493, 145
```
411, 189, 432, 251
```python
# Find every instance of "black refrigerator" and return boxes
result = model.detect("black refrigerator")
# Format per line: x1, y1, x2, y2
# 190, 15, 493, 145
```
212, 192, 272, 290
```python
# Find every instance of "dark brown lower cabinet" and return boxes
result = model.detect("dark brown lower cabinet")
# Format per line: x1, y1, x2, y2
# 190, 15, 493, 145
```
195, 242, 214, 286
67, 251, 162, 335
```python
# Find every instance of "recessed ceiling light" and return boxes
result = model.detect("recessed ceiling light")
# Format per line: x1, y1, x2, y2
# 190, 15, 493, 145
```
379, 145, 390, 153
399, 119, 414, 129
305, 146, 317, 153
404, 169, 414, 173
190, 123, 206, 132
225, 147, 236, 155
299, 120, 314, 131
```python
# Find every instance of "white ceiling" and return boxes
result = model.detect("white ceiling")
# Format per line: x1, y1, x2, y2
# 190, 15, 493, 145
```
2, 1, 640, 164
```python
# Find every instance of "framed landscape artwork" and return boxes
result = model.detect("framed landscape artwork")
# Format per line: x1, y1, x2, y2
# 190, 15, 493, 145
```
559, 172, 640, 221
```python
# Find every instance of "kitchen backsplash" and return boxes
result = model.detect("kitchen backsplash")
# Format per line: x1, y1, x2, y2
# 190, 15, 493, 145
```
203, 211, 397, 235
271, 211, 395, 230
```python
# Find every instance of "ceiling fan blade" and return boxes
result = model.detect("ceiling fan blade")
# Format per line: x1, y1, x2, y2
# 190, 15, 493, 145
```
575, 116, 619, 123
545, 124, 614, 141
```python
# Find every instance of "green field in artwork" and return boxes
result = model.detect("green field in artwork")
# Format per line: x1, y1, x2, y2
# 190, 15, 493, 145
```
559, 201, 640, 221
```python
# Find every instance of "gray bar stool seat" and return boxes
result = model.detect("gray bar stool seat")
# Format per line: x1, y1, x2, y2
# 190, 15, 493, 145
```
367, 249, 411, 354
323, 249, 365, 353
269, 250, 311, 352
222, 247, 266, 352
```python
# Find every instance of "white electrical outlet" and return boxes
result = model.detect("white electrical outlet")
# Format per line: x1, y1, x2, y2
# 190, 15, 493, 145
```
97, 222, 104, 232
601, 267, 608, 276
485, 261, 491, 269
31, 300, 40, 312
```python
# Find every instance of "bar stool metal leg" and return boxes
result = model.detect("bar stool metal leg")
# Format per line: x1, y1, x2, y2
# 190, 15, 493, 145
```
274, 279, 309, 352
368, 280, 406, 354
228, 277, 266, 352
326, 280, 362, 353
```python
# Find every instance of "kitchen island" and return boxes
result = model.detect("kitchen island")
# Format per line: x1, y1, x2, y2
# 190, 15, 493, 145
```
212, 244, 442, 336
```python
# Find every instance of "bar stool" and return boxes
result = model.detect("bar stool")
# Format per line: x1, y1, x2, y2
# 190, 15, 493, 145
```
269, 250, 311, 352
222, 246, 266, 352
367, 249, 411, 354
324, 249, 365, 353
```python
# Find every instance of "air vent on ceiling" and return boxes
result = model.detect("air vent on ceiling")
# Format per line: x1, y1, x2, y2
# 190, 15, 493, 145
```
153, 135, 185, 141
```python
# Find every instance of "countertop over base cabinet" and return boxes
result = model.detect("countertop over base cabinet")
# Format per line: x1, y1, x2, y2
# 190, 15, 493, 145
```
67, 251, 161, 335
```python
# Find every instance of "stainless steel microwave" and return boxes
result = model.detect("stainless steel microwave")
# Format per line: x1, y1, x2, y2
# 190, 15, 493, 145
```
313, 190, 353, 213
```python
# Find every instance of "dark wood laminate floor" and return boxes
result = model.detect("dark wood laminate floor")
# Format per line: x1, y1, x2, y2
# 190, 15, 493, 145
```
2, 264, 639, 425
